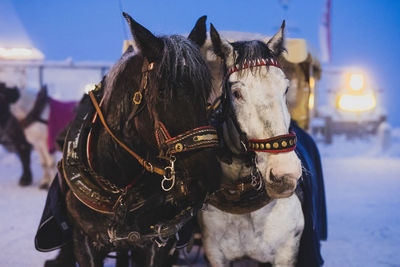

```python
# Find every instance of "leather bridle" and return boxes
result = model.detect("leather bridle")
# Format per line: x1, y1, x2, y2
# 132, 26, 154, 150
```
218, 57, 297, 156
207, 57, 298, 214
62, 57, 219, 246
88, 57, 219, 192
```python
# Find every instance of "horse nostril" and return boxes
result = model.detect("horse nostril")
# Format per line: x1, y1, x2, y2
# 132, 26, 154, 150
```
269, 169, 279, 183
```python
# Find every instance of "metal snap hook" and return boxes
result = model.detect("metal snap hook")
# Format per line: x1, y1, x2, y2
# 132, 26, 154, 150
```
161, 156, 176, 191
251, 167, 263, 191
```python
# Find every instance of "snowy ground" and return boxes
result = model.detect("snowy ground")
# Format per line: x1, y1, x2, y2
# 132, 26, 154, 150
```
1, 132, 400, 266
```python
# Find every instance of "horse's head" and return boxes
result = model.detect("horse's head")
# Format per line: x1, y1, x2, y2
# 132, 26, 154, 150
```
210, 22, 302, 198
95, 14, 219, 206
0, 82, 20, 115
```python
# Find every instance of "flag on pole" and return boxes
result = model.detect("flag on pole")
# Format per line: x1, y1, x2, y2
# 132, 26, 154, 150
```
320, 0, 332, 63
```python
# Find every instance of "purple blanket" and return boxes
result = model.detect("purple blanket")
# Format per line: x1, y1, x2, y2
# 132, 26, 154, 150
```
48, 98, 77, 153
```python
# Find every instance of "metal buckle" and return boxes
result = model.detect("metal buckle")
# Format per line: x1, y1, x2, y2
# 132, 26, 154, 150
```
154, 224, 168, 247
144, 161, 154, 173
133, 91, 143, 105
161, 156, 176, 191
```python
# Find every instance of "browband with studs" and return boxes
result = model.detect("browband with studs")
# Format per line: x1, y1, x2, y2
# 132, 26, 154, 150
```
228, 58, 280, 76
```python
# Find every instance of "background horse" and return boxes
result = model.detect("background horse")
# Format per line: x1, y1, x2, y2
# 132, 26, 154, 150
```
1, 81, 76, 189
57, 13, 220, 267
199, 22, 305, 266
0, 82, 33, 186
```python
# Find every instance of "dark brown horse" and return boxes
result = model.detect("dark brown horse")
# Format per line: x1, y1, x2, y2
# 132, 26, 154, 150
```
0, 82, 32, 186
59, 14, 219, 267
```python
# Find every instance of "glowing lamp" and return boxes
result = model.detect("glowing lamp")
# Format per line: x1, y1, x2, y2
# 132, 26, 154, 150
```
337, 92, 376, 112
348, 73, 364, 91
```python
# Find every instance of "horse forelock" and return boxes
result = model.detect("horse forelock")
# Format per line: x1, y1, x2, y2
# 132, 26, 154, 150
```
103, 35, 211, 115
232, 41, 276, 72
151, 35, 212, 106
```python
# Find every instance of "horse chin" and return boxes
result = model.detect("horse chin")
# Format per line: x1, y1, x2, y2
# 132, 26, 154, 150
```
264, 176, 298, 199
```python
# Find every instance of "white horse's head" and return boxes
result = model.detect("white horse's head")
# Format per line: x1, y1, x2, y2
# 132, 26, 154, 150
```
210, 22, 302, 198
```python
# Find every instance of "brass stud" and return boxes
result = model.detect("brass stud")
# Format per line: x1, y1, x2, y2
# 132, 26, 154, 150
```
175, 143, 184, 152
133, 91, 143, 105
266, 143, 271, 149
260, 143, 265, 149
255, 143, 259, 149
289, 140, 293, 145
282, 141, 287, 147
273, 142, 279, 148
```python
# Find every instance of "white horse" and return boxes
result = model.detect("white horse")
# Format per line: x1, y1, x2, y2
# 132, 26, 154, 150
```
199, 22, 304, 266
11, 87, 57, 189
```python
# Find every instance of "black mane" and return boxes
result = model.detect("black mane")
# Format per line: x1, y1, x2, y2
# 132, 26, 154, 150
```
154, 35, 211, 104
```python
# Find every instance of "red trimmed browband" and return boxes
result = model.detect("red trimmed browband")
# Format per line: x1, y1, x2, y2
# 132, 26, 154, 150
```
247, 131, 297, 153
228, 58, 281, 76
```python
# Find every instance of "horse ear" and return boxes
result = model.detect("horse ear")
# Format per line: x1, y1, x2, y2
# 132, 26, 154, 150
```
188, 15, 207, 47
267, 20, 285, 56
122, 12, 164, 61
210, 23, 235, 68
7, 87, 20, 103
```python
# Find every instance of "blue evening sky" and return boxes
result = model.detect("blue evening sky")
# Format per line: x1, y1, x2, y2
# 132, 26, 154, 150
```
7, 0, 400, 126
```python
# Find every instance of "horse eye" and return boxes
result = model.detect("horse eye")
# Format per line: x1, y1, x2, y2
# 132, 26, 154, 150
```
233, 90, 242, 99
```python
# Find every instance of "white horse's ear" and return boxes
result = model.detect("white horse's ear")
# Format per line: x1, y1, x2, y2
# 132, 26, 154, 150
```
267, 20, 285, 56
210, 23, 235, 68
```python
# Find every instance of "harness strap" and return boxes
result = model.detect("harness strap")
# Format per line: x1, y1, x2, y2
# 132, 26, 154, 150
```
89, 90, 166, 176
158, 122, 219, 155
129, 58, 154, 120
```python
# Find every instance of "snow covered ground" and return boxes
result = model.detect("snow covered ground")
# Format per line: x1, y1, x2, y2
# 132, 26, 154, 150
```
1, 131, 400, 266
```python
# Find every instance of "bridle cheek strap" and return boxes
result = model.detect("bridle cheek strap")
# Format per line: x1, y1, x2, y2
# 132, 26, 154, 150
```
156, 122, 219, 155
247, 131, 297, 153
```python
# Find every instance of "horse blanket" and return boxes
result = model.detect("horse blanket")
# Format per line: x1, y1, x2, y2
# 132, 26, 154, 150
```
293, 122, 328, 267
48, 99, 77, 153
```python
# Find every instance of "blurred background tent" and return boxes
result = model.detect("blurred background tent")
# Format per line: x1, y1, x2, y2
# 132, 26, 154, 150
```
0, 0, 43, 61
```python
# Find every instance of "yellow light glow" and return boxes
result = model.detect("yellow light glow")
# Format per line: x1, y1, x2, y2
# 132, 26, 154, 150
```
348, 73, 364, 91
309, 76, 315, 89
308, 92, 314, 110
337, 92, 376, 112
